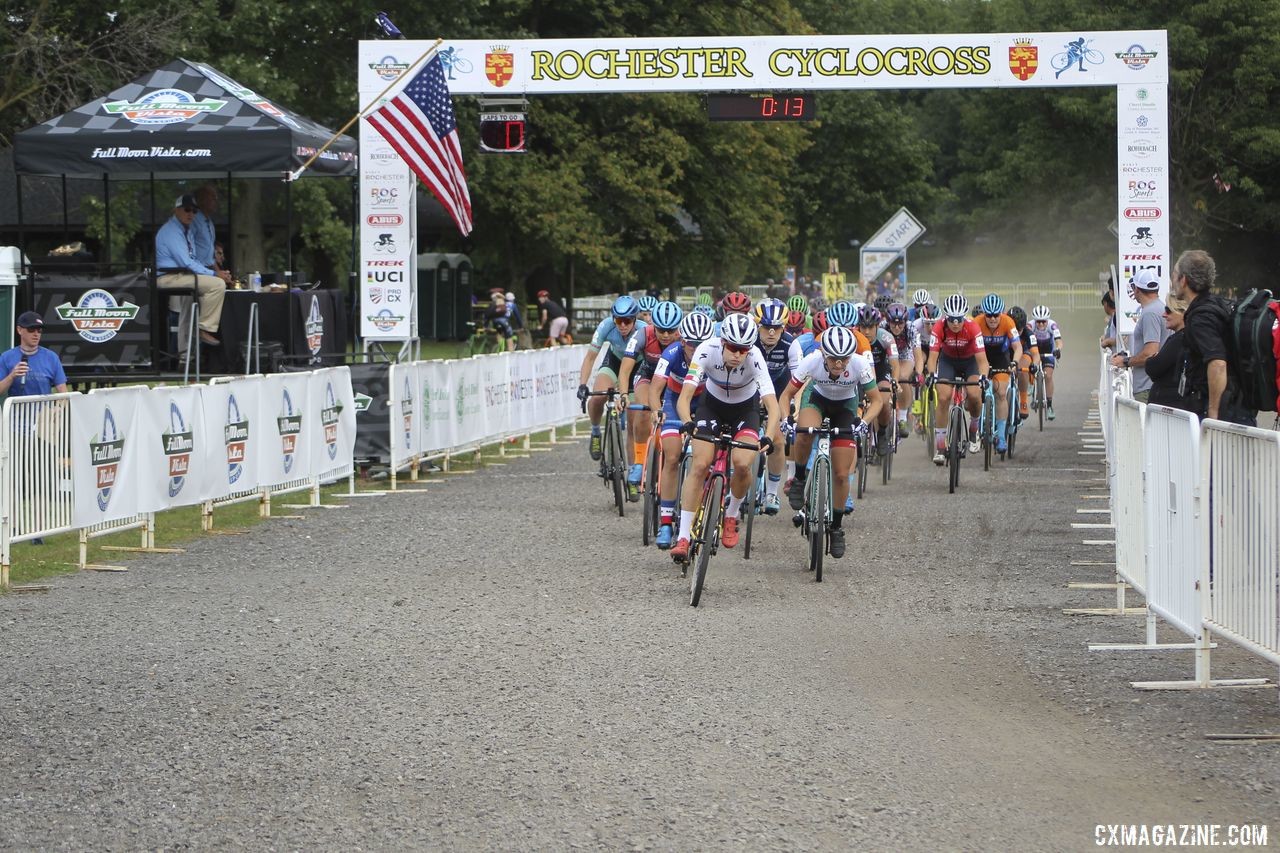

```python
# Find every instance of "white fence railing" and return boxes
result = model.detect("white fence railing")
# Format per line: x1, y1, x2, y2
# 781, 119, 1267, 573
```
0, 367, 358, 587
1097, 350, 1279, 690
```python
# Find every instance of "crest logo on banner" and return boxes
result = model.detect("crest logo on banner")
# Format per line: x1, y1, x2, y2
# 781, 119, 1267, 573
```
224, 394, 250, 484
162, 400, 194, 498
369, 55, 410, 81
402, 375, 414, 450
1116, 44, 1157, 70
486, 45, 514, 87
90, 407, 125, 511
102, 89, 228, 125
277, 388, 303, 474
1008, 38, 1038, 81
306, 296, 324, 360
367, 309, 404, 332
322, 382, 343, 461
55, 289, 141, 343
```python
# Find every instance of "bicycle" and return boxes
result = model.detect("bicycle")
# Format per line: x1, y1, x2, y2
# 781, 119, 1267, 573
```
685, 424, 764, 607
932, 378, 986, 495
636, 407, 660, 546
986, 367, 1017, 462
465, 322, 505, 357
917, 380, 938, 462
1031, 365, 1048, 432
742, 444, 769, 560
881, 378, 900, 485
977, 376, 997, 471
854, 421, 871, 500
792, 420, 853, 582
583, 389, 627, 517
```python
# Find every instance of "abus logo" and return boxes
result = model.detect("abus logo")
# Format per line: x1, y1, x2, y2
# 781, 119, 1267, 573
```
367, 214, 403, 226
1124, 207, 1162, 220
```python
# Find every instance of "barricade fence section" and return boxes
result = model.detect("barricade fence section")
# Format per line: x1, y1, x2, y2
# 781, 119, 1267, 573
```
1112, 397, 1148, 597
0, 367, 357, 586
388, 346, 587, 483
1142, 405, 1204, 641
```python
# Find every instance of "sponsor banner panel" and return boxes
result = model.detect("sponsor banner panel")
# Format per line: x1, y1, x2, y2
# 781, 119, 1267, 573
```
136, 386, 208, 513
70, 387, 145, 527
33, 271, 151, 369
480, 353, 512, 439
358, 32, 1167, 95
419, 360, 455, 455
359, 119, 416, 340
1116, 82, 1170, 336
453, 356, 486, 445
389, 363, 421, 470
311, 367, 357, 476
202, 377, 263, 499
260, 372, 313, 487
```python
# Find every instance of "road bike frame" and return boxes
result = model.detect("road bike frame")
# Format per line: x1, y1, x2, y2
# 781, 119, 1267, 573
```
686, 426, 762, 607
583, 389, 627, 516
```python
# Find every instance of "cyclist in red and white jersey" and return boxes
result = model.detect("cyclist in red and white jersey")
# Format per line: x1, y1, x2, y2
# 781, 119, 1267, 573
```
924, 294, 990, 465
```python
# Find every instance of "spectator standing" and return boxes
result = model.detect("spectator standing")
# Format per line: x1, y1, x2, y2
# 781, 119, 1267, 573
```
1100, 289, 1118, 349
0, 312, 68, 398
1145, 295, 1192, 411
537, 290, 570, 345
1110, 269, 1168, 401
1172, 249, 1255, 425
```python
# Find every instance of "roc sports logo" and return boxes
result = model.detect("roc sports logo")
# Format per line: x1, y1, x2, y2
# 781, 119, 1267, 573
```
321, 382, 343, 461
486, 45, 514, 87
55, 289, 141, 344
224, 394, 250, 484
402, 374, 415, 450
162, 400, 194, 499
102, 89, 228, 126
1008, 38, 1038, 81
369, 55, 410, 81
90, 406, 125, 512
306, 296, 324, 360
277, 388, 303, 475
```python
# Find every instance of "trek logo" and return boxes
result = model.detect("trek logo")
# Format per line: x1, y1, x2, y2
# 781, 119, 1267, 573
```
1123, 254, 1163, 261
162, 400, 194, 499
55, 289, 141, 344
366, 260, 404, 267
366, 214, 403, 226
103, 89, 227, 125
89, 407, 125, 512
1124, 207, 1162, 220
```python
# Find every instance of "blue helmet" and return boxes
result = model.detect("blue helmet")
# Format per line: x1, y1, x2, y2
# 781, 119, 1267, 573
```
980, 293, 1005, 316
757, 301, 786, 328
679, 311, 715, 344
651, 300, 683, 330
611, 295, 639, 319
637, 295, 659, 313
693, 304, 716, 317
827, 300, 858, 329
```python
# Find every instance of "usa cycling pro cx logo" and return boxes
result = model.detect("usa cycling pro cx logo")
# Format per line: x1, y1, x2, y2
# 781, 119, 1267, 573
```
90, 407, 125, 511
162, 399, 194, 499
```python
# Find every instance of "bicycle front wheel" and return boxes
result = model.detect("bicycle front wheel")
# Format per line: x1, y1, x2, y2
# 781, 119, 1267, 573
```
982, 396, 995, 471
607, 419, 626, 517
690, 476, 723, 607
743, 456, 762, 560
882, 420, 895, 485
641, 439, 660, 546
856, 435, 868, 500
1037, 375, 1046, 432
948, 408, 964, 494
809, 460, 828, 582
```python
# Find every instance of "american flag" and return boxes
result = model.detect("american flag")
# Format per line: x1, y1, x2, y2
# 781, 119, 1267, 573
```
366, 54, 473, 235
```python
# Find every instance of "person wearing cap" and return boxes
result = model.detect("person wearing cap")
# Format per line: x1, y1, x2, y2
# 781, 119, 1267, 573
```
0, 312, 68, 398
155, 193, 229, 346
1110, 268, 1169, 401
537, 290, 569, 345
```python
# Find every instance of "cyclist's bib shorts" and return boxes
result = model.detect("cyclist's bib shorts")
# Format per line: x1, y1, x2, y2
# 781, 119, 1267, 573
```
597, 350, 639, 390
694, 393, 761, 443
937, 355, 979, 382
661, 391, 702, 438
799, 386, 859, 448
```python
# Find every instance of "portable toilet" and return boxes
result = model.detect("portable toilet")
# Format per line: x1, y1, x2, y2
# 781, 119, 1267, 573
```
442, 254, 474, 340
0, 247, 26, 350
416, 252, 452, 340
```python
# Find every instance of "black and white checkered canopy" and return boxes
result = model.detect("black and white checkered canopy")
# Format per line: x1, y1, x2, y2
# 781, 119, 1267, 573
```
15, 59, 357, 178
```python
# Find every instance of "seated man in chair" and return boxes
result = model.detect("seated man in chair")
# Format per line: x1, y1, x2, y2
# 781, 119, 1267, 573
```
155, 193, 228, 346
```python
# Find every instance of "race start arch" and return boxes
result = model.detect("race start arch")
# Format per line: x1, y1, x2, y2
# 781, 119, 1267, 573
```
357, 31, 1168, 339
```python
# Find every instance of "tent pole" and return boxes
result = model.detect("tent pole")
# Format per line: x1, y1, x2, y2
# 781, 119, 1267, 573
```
103, 175, 111, 266
225, 171, 232, 275
285, 177, 293, 279
61, 175, 69, 244
16, 173, 26, 263
350, 175, 359, 350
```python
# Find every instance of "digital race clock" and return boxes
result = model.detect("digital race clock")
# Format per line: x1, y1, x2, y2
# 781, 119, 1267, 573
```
706, 94, 815, 122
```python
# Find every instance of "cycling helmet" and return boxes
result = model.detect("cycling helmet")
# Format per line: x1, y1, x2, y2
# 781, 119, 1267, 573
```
695, 292, 714, 307
1031, 304, 1052, 321
827, 300, 858, 328
942, 294, 969, 319
722, 291, 752, 315
719, 312, 759, 347
757, 301, 786, 328
611, 295, 639, 319
980, 293, 1005, 316
820, 326, 858, 359
920, 302, 940, 321
651, 300, 683, 330
1009, 305, 1028, 329
911, 288, 933, 307
885, 302, 909, 323
693, 304, 716, 318
637, 295, 659, 313
812, 310, 831, 336
785, 309, 807, 335
752, 297, 782, 324
679, 311, 715, 344
786, 294, 809, 315
873, 295, 892, 314
857, 305, 882, 327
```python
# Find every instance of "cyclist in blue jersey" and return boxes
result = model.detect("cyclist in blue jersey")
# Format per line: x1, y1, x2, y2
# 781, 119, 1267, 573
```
908, 289, 933, 322
650, 311, 715, 549
619, 301, 683, 496
753, 300, 804, 514
636, 295, 658, 326
577, 295, 649, 460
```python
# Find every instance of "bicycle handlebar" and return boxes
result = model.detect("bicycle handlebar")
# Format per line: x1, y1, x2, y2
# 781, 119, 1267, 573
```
688, 431, 767, 453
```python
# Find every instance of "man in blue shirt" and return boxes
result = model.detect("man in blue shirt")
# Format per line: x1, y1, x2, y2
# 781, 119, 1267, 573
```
0, 312, 68, 398
155, 193, 228, 345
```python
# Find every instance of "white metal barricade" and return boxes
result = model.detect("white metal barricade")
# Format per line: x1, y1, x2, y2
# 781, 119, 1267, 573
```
1143, 406, 1204, 640
1202, 421, 1280, 679
77, 387, 151, 568
0, 392, 76, 586
1112, 397, 1148, 597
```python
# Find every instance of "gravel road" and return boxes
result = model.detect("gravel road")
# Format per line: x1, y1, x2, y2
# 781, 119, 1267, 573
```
1, 312, 1275, 851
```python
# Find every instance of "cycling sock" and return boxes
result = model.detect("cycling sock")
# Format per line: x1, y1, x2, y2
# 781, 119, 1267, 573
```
766, 473, 782, 497
1048, 397, 1053, 407
678, 509, 695, 540
832, 509, 844, 528
591, 424, 601, 436
896, 407, 906, 423
633, 442, 646, 465
794, 463, 808, 482
969, 420, 978, 438
1019, 388, 1029, 411
786, 460, 796, 480
934, 428, 947, 450
660, 500, 675, 525
997, 419, 1007, 441
726, 493, 744, 519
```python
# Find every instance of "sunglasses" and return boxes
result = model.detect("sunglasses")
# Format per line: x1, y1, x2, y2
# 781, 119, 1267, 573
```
946, 317, 966, 324
181, 206, 197, 213
760, 324, 783, 331
614, 317, 635, 326
724, 343, 752, 355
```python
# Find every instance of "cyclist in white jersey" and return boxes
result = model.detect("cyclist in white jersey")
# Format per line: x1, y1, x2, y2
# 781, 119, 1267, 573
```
1029, 305, 1063, 419
670, 314, 779, 564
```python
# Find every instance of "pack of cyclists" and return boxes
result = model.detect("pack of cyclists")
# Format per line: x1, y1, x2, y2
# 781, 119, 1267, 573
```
575, 288, 1064, 565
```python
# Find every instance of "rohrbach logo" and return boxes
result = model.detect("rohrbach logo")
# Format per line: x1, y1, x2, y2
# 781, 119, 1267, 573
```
321, 382, 343, 461
224, 394, 250, 484
55, 289, 141, 343
102, 89, 228, 125
162, 399, 194, 499
90, 406, 124, 511
486, 45, 514, 87
1008, 38, 1038, 81
276, 388, 302, 474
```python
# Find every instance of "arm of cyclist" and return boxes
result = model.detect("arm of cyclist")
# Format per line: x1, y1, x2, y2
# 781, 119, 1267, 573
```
860, 384, 886, 429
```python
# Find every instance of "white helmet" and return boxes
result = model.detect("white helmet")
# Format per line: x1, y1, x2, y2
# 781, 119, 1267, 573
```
942, 294, 969, 319
719, 312, 759, 347
819, 326, 858, 359
679, 311, 714, 344
911, 288, 932, 307
1031, 304, 1052, 321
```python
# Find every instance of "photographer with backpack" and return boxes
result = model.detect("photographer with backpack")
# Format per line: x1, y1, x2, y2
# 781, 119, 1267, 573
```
1172, 250, 1257, 426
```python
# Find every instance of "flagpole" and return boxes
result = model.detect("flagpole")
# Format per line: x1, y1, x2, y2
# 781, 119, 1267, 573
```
285, 37, 444, 181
